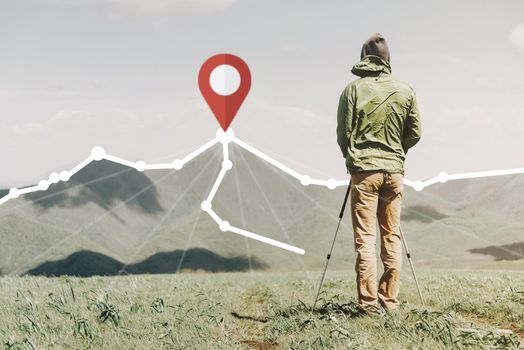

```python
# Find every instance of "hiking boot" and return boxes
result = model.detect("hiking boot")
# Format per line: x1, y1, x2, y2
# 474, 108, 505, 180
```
357, 305, 385, 318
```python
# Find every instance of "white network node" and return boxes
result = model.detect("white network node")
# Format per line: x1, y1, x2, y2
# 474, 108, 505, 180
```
91, 146, 105, 161
301, 175, 311, 186
172, 159, 183, 170
59, 171, 70, 182
9, 188, 19, 199
219, 221, 231, 232
136, 161, 146, 172
216, 128, 235, 144
38, 180, 50, 191
222, 160, 233, 170
414, 181, 424, 192
50, 172, 60, 184
1, 127, 523, 256
438, 172, 449, 183
200, 201, 212, 212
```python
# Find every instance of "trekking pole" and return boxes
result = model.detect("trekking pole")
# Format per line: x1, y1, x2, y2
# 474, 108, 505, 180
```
398, 224, 425, 306
313, 181, 351, 309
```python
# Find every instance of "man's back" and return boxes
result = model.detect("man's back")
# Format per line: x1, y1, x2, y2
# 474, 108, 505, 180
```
337, 55, 421, 174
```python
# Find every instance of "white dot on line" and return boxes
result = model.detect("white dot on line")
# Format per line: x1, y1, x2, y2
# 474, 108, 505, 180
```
222, 160, 233, 170
59, 171, 70, 182
9, 188, 19, 198
136, 161, 146, 172
200, 201, 212, 212
172, 159, 183, 170
50, 172, 60, 184
219, 221, 231, 232
300, 175, 311, 186
438, 172, 449, 183
91, 146, 105, 161
38, 180, 49, 191
217, 128, 235, 144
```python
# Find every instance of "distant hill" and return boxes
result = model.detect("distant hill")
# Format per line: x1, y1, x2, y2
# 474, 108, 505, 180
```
0, 144, 523, 276
27, 248, 267, 277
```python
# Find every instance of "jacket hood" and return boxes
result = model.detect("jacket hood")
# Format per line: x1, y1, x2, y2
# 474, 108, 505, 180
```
360, 33, 390, 62
351, 55, 392, 77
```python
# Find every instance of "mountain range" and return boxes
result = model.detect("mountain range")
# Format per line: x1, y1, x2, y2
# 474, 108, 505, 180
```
0, 144, 523, 276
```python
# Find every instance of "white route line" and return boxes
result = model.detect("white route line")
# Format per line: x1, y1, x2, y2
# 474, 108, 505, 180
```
199, 133, 306, 255
231, 133, 524, 192
2, 128, 523, 256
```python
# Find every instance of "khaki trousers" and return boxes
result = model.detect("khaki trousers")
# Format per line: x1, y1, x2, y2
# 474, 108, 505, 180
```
350, 171, 403, 311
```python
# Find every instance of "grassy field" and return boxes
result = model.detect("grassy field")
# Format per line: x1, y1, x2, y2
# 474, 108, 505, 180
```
1, 269, 523, 349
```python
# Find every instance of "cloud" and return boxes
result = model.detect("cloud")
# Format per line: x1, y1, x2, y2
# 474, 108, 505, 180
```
233, 97, 347, 179
0, 88, 77, 99
0, 103, 218, 186
279, 43, 307, 53
0, 97, 344, 186
414, 105, 524, 177
96, 0, 236, 18
510, 23, 524, 50
1, 92, 523, 187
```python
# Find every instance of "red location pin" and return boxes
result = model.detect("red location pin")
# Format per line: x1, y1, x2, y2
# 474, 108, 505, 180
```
198, 54, 251, 131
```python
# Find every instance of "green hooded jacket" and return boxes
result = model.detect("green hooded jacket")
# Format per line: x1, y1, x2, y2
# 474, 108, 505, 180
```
336, 55, 421, 174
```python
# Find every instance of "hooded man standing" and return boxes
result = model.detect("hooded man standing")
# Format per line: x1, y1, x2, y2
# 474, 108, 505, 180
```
336, 33, 421, 314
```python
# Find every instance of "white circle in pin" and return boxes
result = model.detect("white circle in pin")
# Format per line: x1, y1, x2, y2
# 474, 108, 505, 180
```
209, 64, 241, 96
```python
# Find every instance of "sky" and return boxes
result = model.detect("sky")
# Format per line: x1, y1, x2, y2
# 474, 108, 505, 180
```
1, 0, 523, 187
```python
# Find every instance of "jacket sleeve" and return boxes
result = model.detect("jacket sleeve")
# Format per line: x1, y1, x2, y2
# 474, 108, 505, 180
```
402, 91, 422, 154
336, 86, 351, 158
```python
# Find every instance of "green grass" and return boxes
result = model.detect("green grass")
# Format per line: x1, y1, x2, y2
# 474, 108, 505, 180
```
1, 270, 523, 349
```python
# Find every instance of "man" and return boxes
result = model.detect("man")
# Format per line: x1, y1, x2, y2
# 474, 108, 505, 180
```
336, 33, 421, 314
